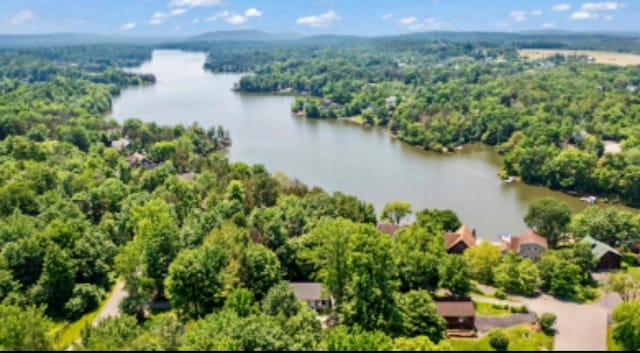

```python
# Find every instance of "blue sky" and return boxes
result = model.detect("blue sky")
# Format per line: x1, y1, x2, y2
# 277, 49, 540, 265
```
1, 0, 639, 36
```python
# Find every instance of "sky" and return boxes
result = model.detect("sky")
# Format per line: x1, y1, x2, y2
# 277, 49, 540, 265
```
1, 0, 639, 36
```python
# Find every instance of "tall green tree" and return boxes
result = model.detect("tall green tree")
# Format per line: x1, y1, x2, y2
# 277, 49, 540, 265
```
380, 201, 412, 225
164, 244, 228, 318
395, 290, 446, 342
394, 224, 444, 291
524, 198, 571, 248
0, 305, 52, 350
612, 300, 640, 351
494, 252, 540, 296
438, 254, 471, 297
463, 242, 502, 285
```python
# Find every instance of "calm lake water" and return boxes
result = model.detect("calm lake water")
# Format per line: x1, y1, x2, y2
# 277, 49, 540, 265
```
108, 50, 612, 239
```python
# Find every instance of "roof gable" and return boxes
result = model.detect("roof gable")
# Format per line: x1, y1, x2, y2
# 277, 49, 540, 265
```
444, 224, 476, 250
581, 236, 620, 259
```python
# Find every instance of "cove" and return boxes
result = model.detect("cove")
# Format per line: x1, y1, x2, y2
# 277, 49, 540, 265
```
108, 50, 612, 239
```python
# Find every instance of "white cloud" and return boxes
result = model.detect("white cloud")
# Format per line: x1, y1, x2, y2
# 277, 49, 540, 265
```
168, 0, 221, 7
193, 18, 200, 24
10, 10, 33, 24
398, 16, 418, 25
204, 9, 261, 25
382, 13, 393, 20
245, 8, 262, 17
150, 12, 168, 25
399, 17, 445, 30
531, 10, 543, 15
296, 10, 341, 28
552, 4, 571, 11
571, 11, 598, 19
542, 22, 556, 28
170, 8, 187, 16
226, 14, 246, 24
581, 2, 621, 11
604, 15, 614, 20
509, 10, 527, 22
121, 22, 136, 30
205, 11, 229, 22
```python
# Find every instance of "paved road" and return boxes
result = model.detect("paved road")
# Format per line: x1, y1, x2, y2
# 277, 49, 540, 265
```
520, 292, 620, 351
92, 280, 127, 326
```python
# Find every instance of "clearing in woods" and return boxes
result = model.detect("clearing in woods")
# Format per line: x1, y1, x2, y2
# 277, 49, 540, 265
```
519, 49, 640, 66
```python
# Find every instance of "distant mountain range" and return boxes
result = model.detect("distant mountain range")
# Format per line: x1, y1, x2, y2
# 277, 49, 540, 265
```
1, 29, 639, 49
188, 29, 304, 42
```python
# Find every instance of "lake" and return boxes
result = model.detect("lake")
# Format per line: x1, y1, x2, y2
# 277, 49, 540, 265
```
108, 50, 609, 240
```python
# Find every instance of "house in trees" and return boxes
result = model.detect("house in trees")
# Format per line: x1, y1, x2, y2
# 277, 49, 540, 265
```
581, 236, 621, 270
500, 229, 548, 262
289, 282, 334, 312
434, 298, 476, 336
127, 152, 158, 169
110, 137, 130, 151
444, 225, 477, 254
376, 223, 401, 236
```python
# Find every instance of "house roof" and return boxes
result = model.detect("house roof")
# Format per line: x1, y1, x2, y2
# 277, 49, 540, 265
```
127, 152, 146, 164
581, 236, 620, 259
515, 229, 548, 251
444, 225, 476, 250
435, 300, 475, 318
376, 223, 400, 236
501, 229, 548, 253
290, 282, 327, 301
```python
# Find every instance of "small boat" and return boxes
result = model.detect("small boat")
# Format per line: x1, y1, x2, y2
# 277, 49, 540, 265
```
503, 176, 515, 184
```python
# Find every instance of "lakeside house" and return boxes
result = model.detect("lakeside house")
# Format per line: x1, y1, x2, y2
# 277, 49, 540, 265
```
444, 225, 477, 254
500, 229, 548, 262
435, 298, 476, 336
289, 282, 334, 312
376, 223, 401, 236
580, 236, 621, 270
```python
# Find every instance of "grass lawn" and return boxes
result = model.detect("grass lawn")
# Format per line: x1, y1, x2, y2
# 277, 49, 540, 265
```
627, 266, 640, 282
473, 301, 512, 316
449, 324, 554, 351
607, 325, 622, 351
50, 281, 120, 350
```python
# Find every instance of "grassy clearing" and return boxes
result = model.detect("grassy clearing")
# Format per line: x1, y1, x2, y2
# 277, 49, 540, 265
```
519, 49, 640, 66
474, 301, 512, 316
627, 266, 640, 282
50, 281, 120, 350
608, 324, 622, 351
449, 324, 554, 351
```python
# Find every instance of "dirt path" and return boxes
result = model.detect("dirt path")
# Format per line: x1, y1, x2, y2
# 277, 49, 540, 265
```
92, 280, 127, 326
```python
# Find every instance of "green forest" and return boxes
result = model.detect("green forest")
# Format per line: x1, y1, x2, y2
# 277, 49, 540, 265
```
0, 33, 639, 351
201, 39, 640, 207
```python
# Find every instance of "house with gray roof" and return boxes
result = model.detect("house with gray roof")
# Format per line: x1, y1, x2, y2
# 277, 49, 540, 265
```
289, 282, 334, 311
581, 236, 621, 270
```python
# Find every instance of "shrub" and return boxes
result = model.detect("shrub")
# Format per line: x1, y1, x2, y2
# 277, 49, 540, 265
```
494, 289, 507, 300
64, 284, 104, 320
540, 312, 557, 333
488, 330, 509, 351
